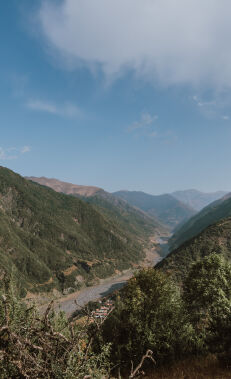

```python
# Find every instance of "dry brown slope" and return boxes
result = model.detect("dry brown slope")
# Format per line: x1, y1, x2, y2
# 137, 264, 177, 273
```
26, 176, 102, 197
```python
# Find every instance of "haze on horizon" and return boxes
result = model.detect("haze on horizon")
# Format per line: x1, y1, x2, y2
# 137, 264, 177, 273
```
1, 0, 231, 194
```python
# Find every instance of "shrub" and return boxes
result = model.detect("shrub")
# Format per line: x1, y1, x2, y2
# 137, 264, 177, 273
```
183, 253, 231, 364
0, 276, 110, 378
101, 268, 194, 371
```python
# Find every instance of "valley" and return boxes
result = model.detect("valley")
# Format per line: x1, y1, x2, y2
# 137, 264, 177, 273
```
1, 167, 230, 378
3, 5, 231, 376
37, 234, 165, 316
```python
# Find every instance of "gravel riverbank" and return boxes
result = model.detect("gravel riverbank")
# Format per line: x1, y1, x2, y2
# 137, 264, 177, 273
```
52, 239, 163, 316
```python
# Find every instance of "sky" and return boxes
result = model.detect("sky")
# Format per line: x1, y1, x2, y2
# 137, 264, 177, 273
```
1, 0, 231, 194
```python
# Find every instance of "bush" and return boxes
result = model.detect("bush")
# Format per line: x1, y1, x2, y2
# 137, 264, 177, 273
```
101, 268, 194, 371
0, 276, 110, 378
183, 253, 231, 364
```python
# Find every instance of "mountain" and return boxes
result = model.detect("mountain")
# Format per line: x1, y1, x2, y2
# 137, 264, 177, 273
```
112, 190, 196, 230
157, 217, 231, 281
26, 176, 102, 197
0, 167, 160, 296
171, 189, 227, 211
83, 191, 167, 239
169, 192, 231, 250
27, 177, 167, 239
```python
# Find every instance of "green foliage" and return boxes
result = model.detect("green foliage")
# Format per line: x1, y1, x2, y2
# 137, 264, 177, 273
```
101, 268, 194, 371
169, 194, 231, 250
84, 191, 163, 241
0, 167, 148, 294
113, 191, 195, 230
158, 218, 231, 281
183, 253, 231, 361
0, 276, 110, 378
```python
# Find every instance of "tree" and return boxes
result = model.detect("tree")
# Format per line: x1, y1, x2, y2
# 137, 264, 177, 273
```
101, 268, 193, 372
183, 253, 231, 362
0, 275, 111, 378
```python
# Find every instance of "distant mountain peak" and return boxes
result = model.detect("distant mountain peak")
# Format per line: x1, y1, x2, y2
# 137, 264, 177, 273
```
171, 189, 228, 211
113, 190, 196, 230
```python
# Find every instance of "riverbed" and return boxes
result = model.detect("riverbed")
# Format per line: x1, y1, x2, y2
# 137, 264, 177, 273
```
51, 237, 163, 316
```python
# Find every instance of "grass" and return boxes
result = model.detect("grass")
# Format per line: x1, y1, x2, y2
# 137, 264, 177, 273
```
144, 355, 231, 379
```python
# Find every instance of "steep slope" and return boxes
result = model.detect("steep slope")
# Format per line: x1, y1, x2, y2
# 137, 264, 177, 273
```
0, 167, 149, 296
169, 193, 231, 250
113, 191, 196, 230
172, 189, 227, 211
27, 177, 167, 240
157, 217, 231, 281
83, 191, 168, 239
26, 176, 102, 197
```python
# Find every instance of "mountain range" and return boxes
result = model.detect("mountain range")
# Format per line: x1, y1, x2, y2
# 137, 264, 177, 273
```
169, 192, 231, 250
0, 167, 163, 296
171, 189, 227, 211
27, 178, 228, 234
158, 217, 231, 281
1, 170, 229, 297
113, 190, 196, 230
157, 190, 231, 281
28, 177, 194, 231
26, 177, 167, 238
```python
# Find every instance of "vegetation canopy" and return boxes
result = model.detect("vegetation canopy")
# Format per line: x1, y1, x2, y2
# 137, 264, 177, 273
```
101, 268, 194, 373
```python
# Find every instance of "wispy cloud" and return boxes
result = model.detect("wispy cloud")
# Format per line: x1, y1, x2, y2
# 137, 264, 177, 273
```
192, 95, 220, 119
39, 0, 231, 90
21, 146, 31, 154
0, 146, 31, 161
127, 112, 178, 143
192, 94, 231, 120
26, 99, 81, 118
192, 96, 216, 108
128, 112, 158, 132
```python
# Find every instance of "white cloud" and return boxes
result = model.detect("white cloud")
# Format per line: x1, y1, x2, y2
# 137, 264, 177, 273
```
21, 146, 31, 154
128, 112, 158, 132
0, 147, 31, 161
27, 100, 57, 114
192, 96, 216, 108
26, 99, 80, 118
38, 0, 231, 89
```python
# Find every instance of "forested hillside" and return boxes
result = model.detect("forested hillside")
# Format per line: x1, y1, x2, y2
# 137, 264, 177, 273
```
27, 176, 168, 237
26, 176, 102, 197
0, 167, 158, 296
113, 190, 196, 230
158, 217, 231, 280
83, 191, 167, 240
169, 193, 231, 250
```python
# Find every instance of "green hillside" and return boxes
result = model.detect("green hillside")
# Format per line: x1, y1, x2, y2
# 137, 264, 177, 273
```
113, 190, 196, 230
169, 193, 231, 250
0, 167, 155, 296
26, 176, 167, 238
157, 217, 231, 281
79, 191, 167, 239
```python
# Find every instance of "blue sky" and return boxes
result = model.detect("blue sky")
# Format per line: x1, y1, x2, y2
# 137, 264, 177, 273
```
1, 0, 231, 194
